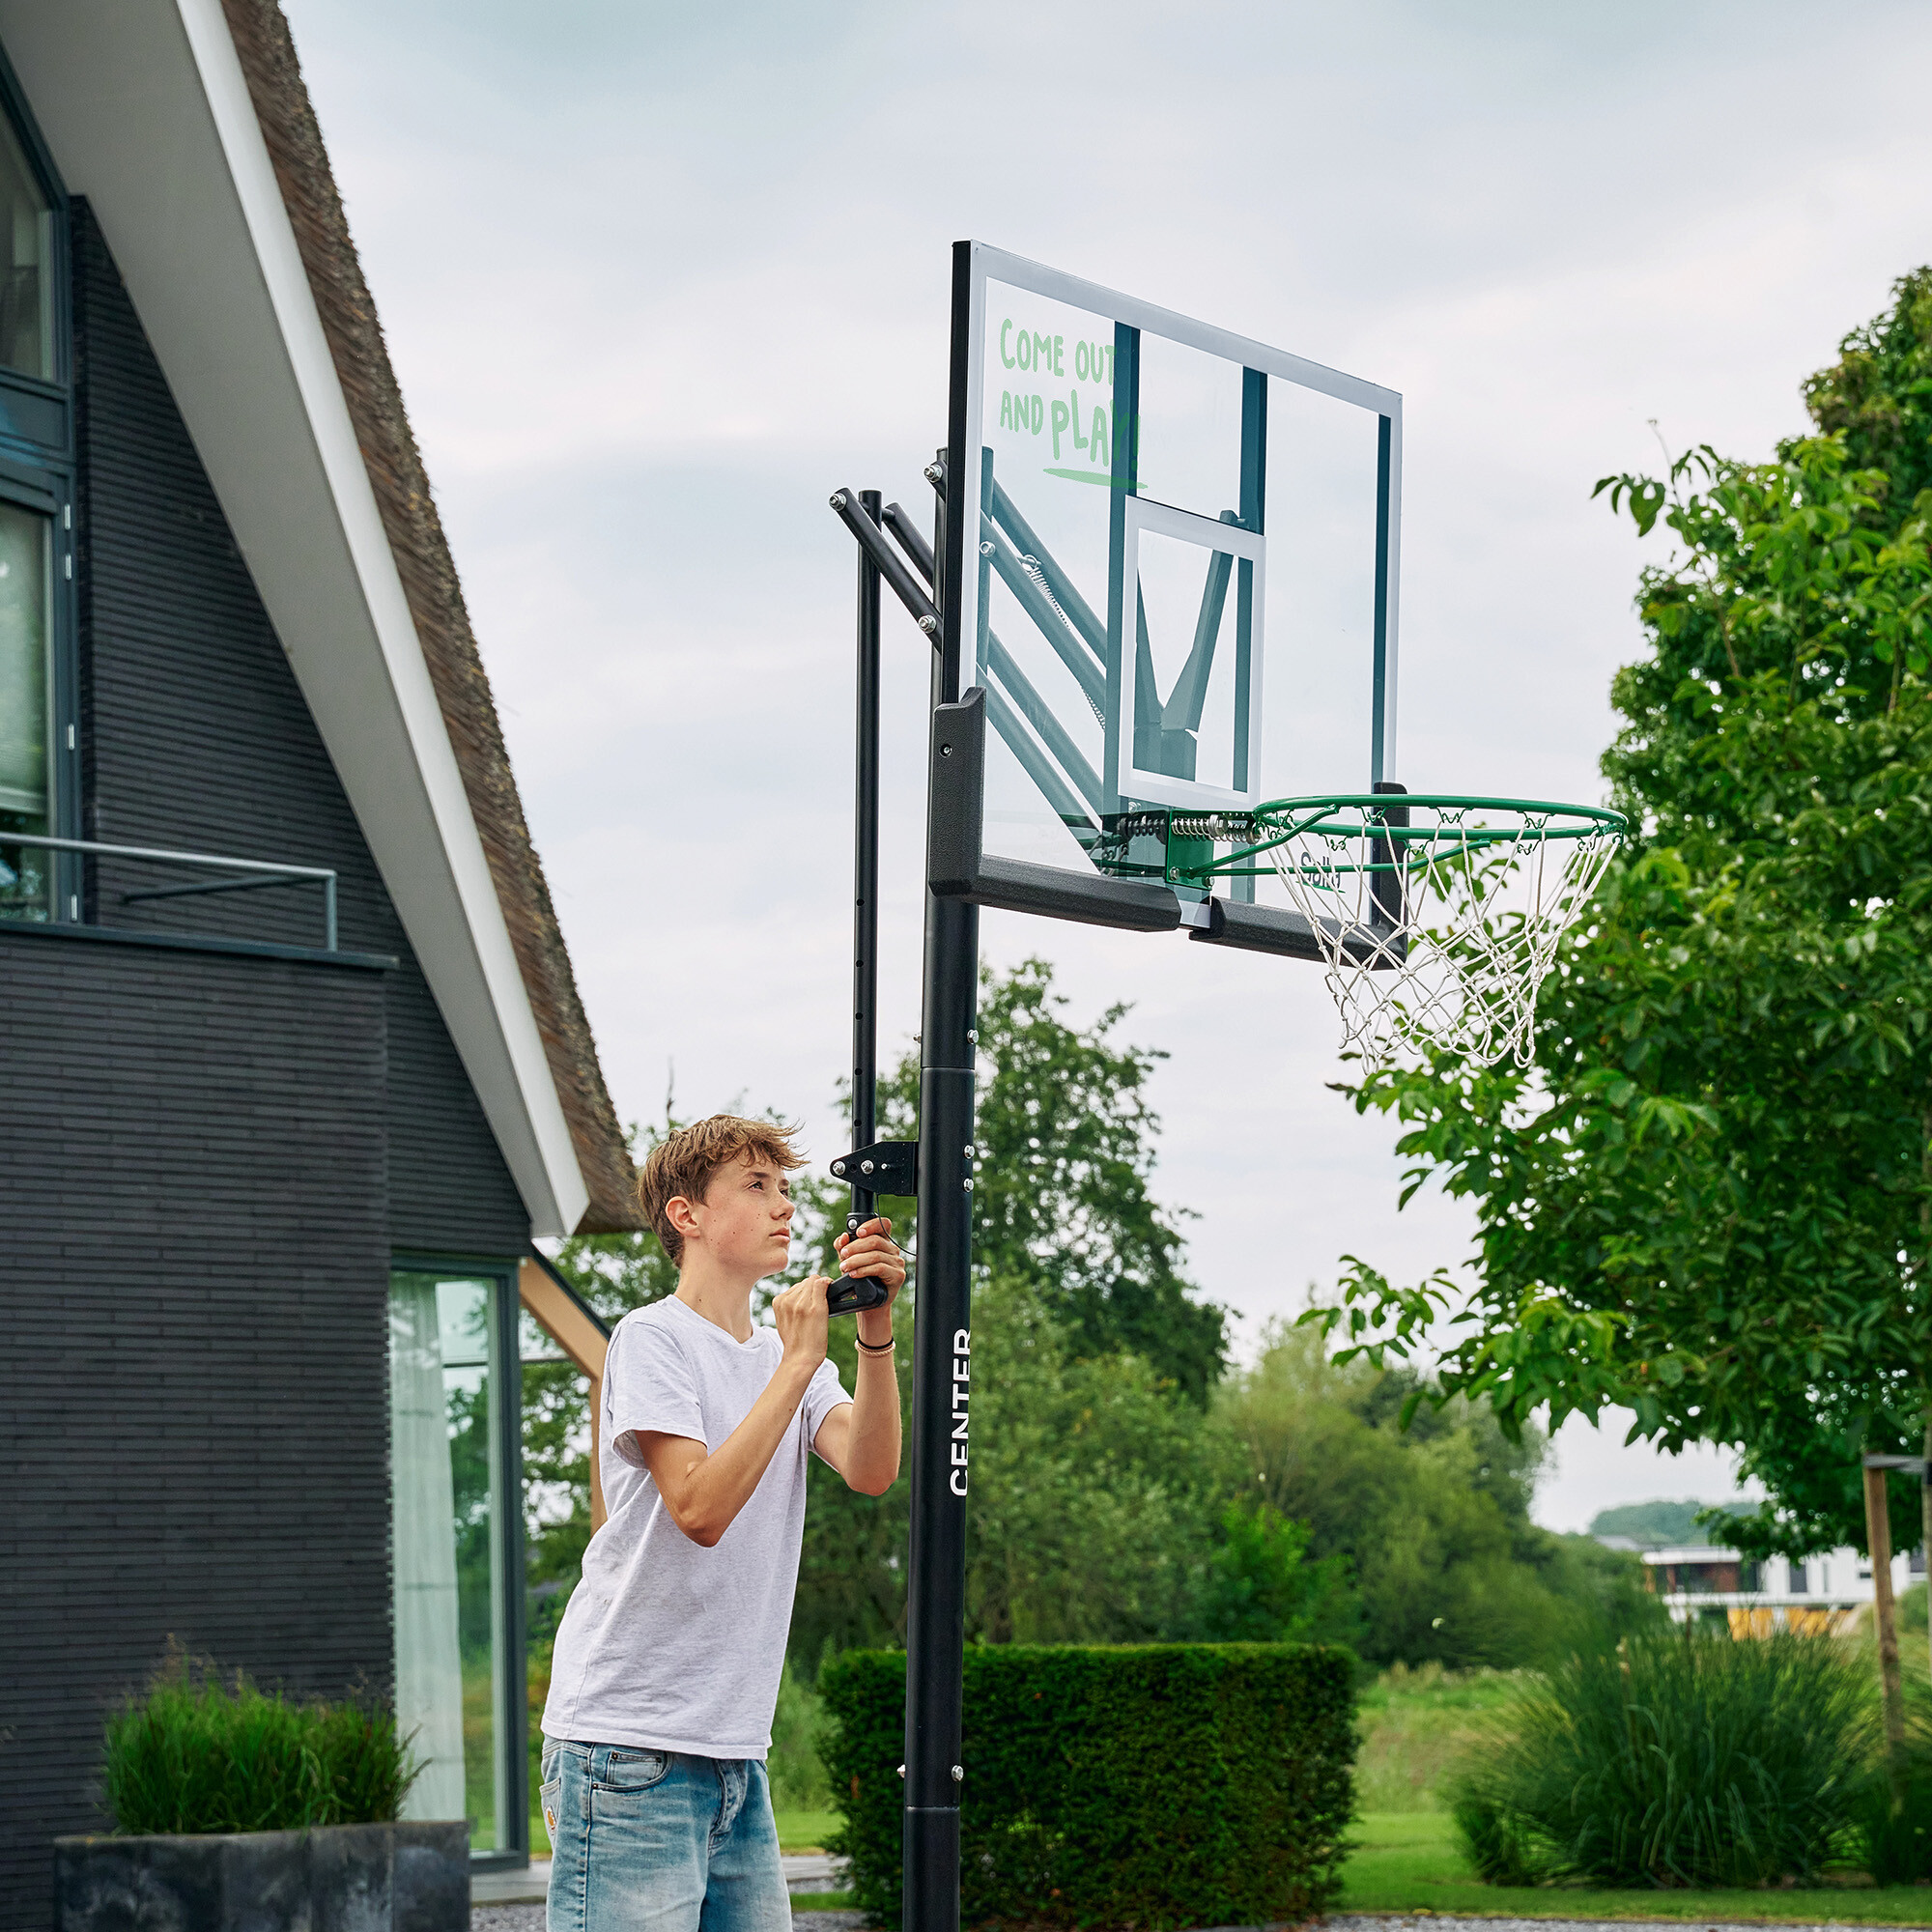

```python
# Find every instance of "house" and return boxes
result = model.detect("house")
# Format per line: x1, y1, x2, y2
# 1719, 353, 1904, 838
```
0, 3, 634, 1919
1605, 1539, 1924, 1635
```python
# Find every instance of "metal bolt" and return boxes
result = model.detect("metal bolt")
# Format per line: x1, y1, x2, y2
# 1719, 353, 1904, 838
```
897, 1764, 906, 1778
861, 1159, 875, 1175
830, 493, 846, 509
967, 1029, 978, 1044
979, 540, 993, 556
918, 614, 937, 634
963, 1144, 976, 1157
924, 465, 942, 482
964, 1179, 975, 1192
940, 743, 952, 757
832, 1161, 846, 1177
952, 1765, 964, 1781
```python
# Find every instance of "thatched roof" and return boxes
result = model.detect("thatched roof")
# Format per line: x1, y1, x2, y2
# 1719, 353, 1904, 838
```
219, 0, 640, 1234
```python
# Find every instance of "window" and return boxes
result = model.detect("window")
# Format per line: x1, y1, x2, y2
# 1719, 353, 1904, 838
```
1788, 1559, 1809, 1596
389, 1267, 526, 1861
0, 54, 71, 924
0, 497, 51, 915
0, 103, 50, 384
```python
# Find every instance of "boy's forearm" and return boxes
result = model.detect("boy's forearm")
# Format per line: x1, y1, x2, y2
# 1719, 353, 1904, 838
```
842, 1350, 902, 1494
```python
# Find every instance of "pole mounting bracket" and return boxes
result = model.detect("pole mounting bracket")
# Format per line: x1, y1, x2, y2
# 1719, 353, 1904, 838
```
830, 1140, 919, 1196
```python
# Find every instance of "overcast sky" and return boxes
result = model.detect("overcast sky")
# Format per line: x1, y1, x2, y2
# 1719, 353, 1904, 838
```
281, 0, 1932, 1535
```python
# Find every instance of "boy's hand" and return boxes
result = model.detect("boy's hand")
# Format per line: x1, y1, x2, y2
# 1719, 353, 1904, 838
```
833, 1216, 905, 1302
772, 1273, 831, 1376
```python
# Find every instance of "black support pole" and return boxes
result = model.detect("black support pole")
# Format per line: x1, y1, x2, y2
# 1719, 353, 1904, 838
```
849, 489, 883, 1240
904, 240, 980, 1932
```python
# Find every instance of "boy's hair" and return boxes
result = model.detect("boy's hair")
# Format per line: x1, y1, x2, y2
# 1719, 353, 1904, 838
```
637, 1115, 806, 1265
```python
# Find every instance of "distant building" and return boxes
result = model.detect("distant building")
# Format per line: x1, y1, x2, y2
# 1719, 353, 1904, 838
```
1605, 1540, 1926, 1634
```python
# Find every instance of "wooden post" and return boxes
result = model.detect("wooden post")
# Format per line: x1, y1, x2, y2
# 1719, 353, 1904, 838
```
1923, 1420, 1932, 1689
1864, 1461, 1906, 1793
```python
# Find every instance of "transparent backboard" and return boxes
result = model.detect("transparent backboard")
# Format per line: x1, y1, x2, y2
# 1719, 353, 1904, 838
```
952, 244, 1400, 908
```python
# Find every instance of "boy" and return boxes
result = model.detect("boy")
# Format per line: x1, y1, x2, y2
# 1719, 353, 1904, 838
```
539, 1114, 904, 1932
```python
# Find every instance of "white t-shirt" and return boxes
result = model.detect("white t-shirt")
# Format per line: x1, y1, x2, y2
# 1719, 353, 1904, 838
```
540, 1294, 850, 1759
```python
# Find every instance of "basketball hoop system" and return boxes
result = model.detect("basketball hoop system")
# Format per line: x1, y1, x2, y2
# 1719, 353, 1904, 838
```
1232, 793, 1626, 1066
818, 242, 1634, 1932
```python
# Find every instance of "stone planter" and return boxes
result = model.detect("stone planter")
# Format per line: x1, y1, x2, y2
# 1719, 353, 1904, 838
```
54, 1819, 469, 1932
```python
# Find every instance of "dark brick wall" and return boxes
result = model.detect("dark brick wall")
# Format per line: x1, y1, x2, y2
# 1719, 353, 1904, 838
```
71, 197, 530, 1258
0, 935, 391, 1915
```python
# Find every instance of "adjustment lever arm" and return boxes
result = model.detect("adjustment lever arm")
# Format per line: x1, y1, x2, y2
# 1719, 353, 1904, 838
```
830, 488, 940, 643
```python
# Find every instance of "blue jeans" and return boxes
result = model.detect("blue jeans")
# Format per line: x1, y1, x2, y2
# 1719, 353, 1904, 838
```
541, 1738, 790, 1932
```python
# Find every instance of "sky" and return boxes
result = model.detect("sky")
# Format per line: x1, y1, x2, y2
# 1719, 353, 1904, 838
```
280, 0, 1932, 1536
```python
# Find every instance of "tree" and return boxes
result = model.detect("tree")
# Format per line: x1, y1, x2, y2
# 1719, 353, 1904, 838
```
1587, 1498, 1747, 1548
1219, 1325, 1650, 1667
792, 958, 1238, 1662
1306, 269, 1932, 1564
872, 958, 1229, 1403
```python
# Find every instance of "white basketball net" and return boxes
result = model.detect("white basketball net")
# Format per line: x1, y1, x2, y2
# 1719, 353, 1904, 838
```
1258, 799, 1622, 1068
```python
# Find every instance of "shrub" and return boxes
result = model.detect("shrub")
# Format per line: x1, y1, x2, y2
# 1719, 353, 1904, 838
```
767, 1662, 832, 1813
1856, 1684, 1932, 1885
820, 1643, 1354, 1929
1449, 1624, 1873, 1888
103, 1653, 420, 1836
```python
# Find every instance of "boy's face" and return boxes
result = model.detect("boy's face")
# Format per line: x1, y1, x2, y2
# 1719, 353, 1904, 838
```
683, 1150, 795, 1279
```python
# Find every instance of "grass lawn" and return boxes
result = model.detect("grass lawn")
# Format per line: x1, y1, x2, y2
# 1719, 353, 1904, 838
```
1342, 1813, 1932, 1923
1355, 1661, 1520, 1813
775, 1809, 842, 1854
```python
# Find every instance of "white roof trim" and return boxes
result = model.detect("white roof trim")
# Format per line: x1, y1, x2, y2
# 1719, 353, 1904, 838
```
0, 0, 588, 1237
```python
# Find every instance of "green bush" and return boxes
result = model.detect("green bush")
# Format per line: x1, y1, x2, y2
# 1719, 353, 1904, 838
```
104, 1654, 420, 1835
1856, 1683, 1932, 1885
820, 1643, 1354, 1929
768, 1662, 832, 1812
1449, 1624, 1874, 1888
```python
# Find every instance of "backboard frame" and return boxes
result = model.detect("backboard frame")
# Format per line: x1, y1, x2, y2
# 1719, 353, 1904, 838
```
949, 242, 1403, 851
932, 242, 1406, 942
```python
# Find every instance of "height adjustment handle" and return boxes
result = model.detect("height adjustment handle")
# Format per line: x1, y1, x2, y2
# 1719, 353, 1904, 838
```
826, 1139, 917, 1318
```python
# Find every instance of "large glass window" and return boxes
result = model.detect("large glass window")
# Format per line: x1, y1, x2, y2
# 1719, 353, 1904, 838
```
389, 1269, 522, 1858
0, 105, 52, 383
0, 497, 52, 918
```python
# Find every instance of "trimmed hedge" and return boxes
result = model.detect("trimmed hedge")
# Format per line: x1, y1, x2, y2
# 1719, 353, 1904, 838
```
819, 1643, 1355, 1929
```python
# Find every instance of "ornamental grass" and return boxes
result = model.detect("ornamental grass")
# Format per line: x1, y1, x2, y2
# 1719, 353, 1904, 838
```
103, 1648, 420, 1836
1450, 1622, 1881, 1888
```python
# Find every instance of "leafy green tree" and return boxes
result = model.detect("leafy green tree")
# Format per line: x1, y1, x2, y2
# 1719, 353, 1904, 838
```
1587, 1498, 1747, 1548
1222, 1324, 1652, 1667
1184, 1499, 1359, 1646
1306, 269, 1932, 1562
794, 958, 1237, 1662
870, 958, 1229, 1403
